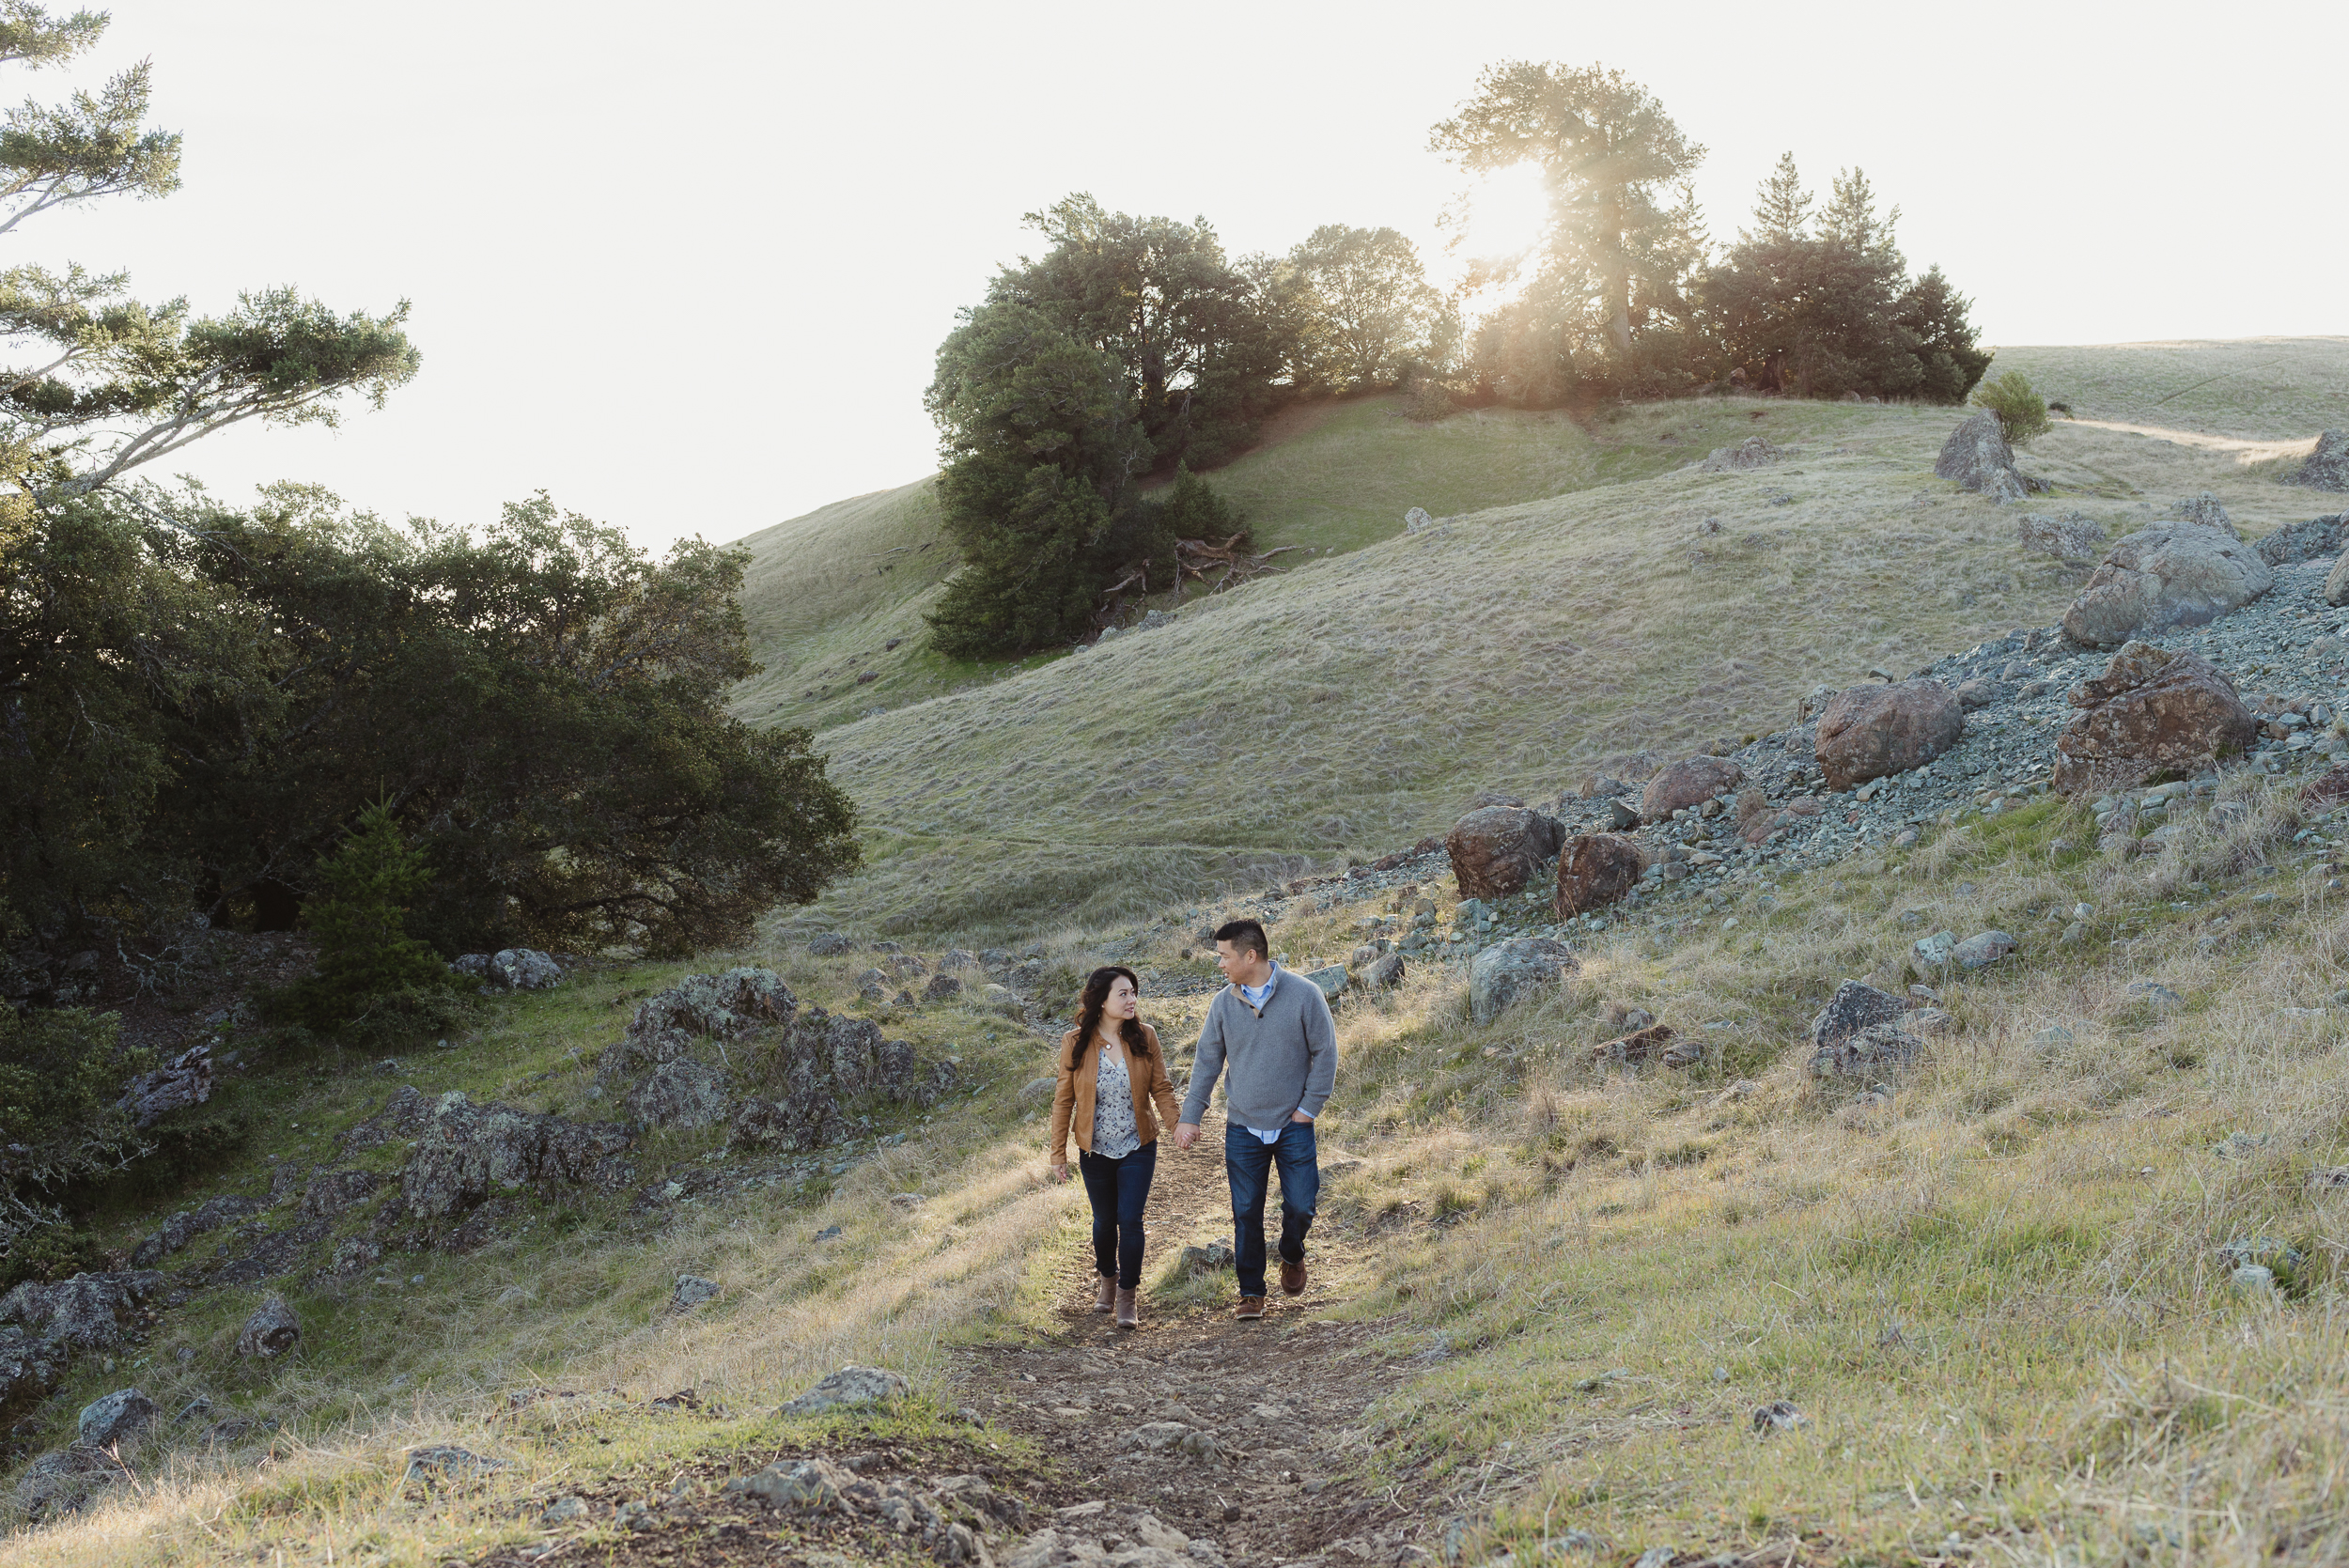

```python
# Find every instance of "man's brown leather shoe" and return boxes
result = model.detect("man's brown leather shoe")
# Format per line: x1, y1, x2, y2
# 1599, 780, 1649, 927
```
1235, 1296, 1267, 1321
1115, 1287, 1139, 1329
1094, 1276, 1116, 1313
1280, 1258, 1308, 1296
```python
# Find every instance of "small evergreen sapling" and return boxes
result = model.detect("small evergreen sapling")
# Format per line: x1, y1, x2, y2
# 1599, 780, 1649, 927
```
1971, 370, 2052, 446
288, 802, 447, 1027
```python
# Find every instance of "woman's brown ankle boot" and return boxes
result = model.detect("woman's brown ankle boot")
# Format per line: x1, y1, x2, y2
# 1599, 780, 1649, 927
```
1114, 1286, 1138, 1328
1094, 1275, 1116, 1312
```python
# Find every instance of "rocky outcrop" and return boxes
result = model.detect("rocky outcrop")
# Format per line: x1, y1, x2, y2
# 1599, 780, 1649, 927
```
727, 1005, 949, 1151
2256, 511, 2349, 566
131, 1193, 267, 1266
628, 1057, 732, 1129
1444, 806, 1565, 899
2016, 512, 2105, 564
2061, 520, 2275, 646
598, 967, 795, 1092
2295, 430, 2349, 492
116, 1043, 212, 1127
2169, 493, 2236, 536
299, 1169, 381, 1220
1639, 756, 1743, 822
396, 1092, 634, 1222
1813, 682, 1964, 789
1697, 436, 1782, 472
235, 1296, 301, 1358
1466, 938, 1576, 1026
1553, 834, 1645, 917
0, 1270, 164, 1354
1936, 410, 2027, 503
2051, 642, 2258, 797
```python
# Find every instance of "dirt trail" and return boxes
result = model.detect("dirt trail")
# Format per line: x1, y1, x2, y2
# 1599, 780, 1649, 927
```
479, 1108, 1453, 1567
2064, 418, 2317, 463
960, 1105, 1436, 1564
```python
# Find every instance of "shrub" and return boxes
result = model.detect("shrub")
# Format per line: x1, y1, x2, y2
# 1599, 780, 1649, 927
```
0, 1004, 151, 1278
1972, 370, 2052, 446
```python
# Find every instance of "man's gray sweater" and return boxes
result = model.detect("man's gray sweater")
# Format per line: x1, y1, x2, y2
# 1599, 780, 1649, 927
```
1179, 969, 1337, 1130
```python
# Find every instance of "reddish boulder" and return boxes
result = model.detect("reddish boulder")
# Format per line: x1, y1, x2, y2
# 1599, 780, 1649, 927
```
2301, 766, 2349, 812
1639, 756, 1744, 822
1445, 806, 1564, 900
1814, 681, 1964, 790
1738, 793, 1826, 846
1554, 833, 1647, 918
2050, 641, 2256, 797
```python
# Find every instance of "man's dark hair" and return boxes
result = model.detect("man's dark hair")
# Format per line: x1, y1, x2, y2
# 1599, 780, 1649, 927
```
1213, 919, 1268, 959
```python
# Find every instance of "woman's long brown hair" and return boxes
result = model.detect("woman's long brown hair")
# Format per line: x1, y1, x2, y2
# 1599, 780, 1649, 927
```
1070, 966, 1150, 1069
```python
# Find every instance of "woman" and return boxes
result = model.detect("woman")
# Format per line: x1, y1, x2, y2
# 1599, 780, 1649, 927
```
1050, 965, 1179, 1329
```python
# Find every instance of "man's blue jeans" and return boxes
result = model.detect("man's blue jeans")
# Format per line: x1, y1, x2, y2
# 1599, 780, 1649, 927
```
1225, 1120, 1318, 1298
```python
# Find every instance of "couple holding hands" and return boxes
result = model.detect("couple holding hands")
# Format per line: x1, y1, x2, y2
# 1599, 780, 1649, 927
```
1048, 919, 1336, 1327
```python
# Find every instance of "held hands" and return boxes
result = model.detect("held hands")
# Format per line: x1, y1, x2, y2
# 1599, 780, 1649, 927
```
1174, 1122, 1200, 1151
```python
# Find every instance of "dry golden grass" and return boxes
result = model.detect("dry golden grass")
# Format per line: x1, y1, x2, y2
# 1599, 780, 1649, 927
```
1990, 337, 2349, 441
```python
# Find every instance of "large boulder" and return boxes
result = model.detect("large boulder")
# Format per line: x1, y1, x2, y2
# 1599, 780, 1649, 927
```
2261, 511, 2349, 567
1553, 834, 1646, 918
2051, 641, 2257, 797
1935, 410, 2027, 503
115, 1043, 212, 1127
397, 1092, 635, 1221
1697, 436, 1782, 472
2016, 512, 2106, 565
1814, 682, 1964, 790
451, 949, 564, 991
2061, 521, 2274, 647
1444, 806, 1565, 900
2326, 551, 2349, 609
1639, 756, 1744, 821
2294, 431, 2349, 492
1466, 938, 1576, 1026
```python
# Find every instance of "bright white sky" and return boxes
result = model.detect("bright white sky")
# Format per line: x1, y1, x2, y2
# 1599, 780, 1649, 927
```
45, 1, 2346, 553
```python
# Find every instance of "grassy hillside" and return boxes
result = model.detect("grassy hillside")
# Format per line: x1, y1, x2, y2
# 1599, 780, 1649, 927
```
803, 396, 2345, 940
1988, 336, 2349, 440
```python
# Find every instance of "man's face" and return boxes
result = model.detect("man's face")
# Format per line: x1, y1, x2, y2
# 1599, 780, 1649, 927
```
1215, 939, 1268, 986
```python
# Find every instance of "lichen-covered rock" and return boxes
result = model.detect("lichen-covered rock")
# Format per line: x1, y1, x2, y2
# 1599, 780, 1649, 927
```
115, 1043, 212, 1127
1467, 938, 1576, 1026
598, 967, 795, 1091
778, 1364, 910, 1416
397, 1092, 634, 1221
1360, 953, 1407, 990
2295, 430, 2349, 492
12, 1443, 120, 1522
131, 1193, 268, 1266
235, 1296, 300, 1358
923, 971, 963, 1001
2016, 511, 2106, 564
1814, 682, 1964, 790
1444, 806, 1565, 899
0, 1271, 165, 1353
299, 1169, 382, 1219
1936, 410, 2027, 503
1809, 1020, 1922, 1079
627, 1057, 731, 1129
2062, 522, 2275, 646
451, 948, 563, 990
76, 1387, 156, 1447
2051, 642, 2258, 797
1808, 981, 1910, 1056
2257, 510, 2349, 566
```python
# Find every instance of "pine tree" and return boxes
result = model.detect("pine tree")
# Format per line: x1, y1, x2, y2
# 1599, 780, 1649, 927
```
288, 801, 446, 1028
1748, 152, 1812, 242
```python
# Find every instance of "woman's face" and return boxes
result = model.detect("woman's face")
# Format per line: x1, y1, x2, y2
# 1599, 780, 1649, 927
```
1103, 976, 1139, 1021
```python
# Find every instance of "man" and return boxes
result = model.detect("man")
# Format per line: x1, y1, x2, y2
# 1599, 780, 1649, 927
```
1174, 918, 1336, 1321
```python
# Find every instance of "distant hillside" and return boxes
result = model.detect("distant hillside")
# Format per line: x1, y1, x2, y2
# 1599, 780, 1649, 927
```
1988, 336, 2349, 439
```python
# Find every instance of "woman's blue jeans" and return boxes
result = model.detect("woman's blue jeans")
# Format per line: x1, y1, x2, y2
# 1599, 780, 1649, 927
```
1077, 1141, 1158, 1289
